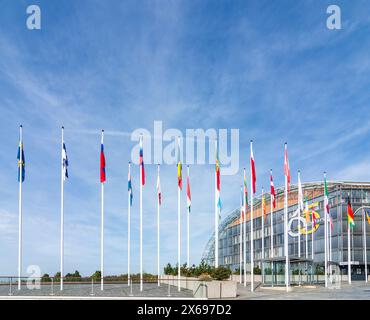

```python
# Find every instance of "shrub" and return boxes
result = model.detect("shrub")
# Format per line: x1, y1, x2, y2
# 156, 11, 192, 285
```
198, 273, 212, 281
253, 266, 261, 275
41, 274, 51, 282
210, 266, 232, 281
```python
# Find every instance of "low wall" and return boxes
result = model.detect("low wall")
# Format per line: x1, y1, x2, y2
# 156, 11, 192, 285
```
232, 274, 347, 284
160, 275, 237, 299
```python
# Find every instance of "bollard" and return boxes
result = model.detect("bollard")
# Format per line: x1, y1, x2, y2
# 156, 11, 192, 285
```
50, 278, 55, 296
129, 279, 133, 297
90, 278, 94, 296
8, 278, 12, 296
167, 280, 171, 297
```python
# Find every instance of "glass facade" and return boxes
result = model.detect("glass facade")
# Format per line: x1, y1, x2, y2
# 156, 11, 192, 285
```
202, 182, 370, 280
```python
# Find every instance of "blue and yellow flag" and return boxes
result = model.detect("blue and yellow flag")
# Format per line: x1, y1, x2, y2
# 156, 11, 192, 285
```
17, 142, 25, 183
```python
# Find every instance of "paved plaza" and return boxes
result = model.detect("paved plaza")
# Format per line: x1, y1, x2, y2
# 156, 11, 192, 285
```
235, 281, 370, 300
0, 280, 369, 299
0, 282, 194, 299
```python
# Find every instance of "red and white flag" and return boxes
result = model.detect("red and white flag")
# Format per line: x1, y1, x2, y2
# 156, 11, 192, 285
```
250, 141, 256, 194
270, 170, 276, 208
284, 143, 291, 192
186, 167, 191, 212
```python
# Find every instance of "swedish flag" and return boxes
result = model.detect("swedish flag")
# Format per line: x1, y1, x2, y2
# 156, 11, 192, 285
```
17, 142, 25, 183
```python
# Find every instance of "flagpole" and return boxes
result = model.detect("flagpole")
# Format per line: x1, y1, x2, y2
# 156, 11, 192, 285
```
298, 171, 301, 258
312, 206, 314, 261
261, 187, 265, 285
177, 137, 181, 292
270, 170, 273, 259
348, 217, 351, 285
60, 126, 65, 291
140, 135, 143, 292
329, 215, 332, 264
18, 125, 23, 291
324, 173, 328, 288
100, 130, 104, 291
187, 165, 190, 268
305, 200, 308, 259
270, 170, 274, 288
243, 170, 247, 287
128, 162, 131, 287
239, 185, 243, 284
250, 141, 254, 292
284, 143, 289, 292
363, 208, 368, 283
215, 140, 219, 268
157, 164, 160, 286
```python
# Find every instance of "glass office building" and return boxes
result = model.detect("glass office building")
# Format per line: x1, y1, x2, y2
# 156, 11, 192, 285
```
202, 182, 370, 281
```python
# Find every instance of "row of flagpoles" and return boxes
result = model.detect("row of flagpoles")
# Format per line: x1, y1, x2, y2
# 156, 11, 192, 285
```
15, 126, 369, 292
238, 141, 369, 291
16, 126, 195, 292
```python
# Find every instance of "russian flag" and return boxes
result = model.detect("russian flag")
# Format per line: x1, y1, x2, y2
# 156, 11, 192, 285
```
100, 131, 106, 183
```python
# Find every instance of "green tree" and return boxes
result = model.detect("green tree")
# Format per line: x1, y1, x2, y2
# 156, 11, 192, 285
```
73, 270, 81, 279
91, 270, 101, 281
41, 274, 51, 282
163, 263, 173, 275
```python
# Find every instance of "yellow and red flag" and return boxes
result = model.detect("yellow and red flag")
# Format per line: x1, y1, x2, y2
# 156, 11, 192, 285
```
347, 197, 355, 228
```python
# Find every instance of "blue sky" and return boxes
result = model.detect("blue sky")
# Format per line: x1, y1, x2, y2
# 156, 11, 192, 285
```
1, 0, 370, 277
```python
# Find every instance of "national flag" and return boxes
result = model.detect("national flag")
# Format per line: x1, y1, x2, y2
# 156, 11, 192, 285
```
366, 210, 370, 225
128, 164, 133, 206
157, 167, 161, 206
100, 132, 106, 183
324, 173, 333, 230
139, 137, 145, 185
347, 197, 355, 228
62, 142, 68, 181
250, 141, 256, 194
240, 186, 245, 222
243, 168, 248, 207
284, 143, 290, 192
312, 209, 317, 227
17, 141, 25, 183
177, 138, 182, 190
262, 192, 267, 221
186, 168, 191, 212
297, 171, 304, 211
324, 174, 330, 215
215, 141, 221, 209
270, 170, 276, 208
324, 173, 334, 231
304, 197, 310, 223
